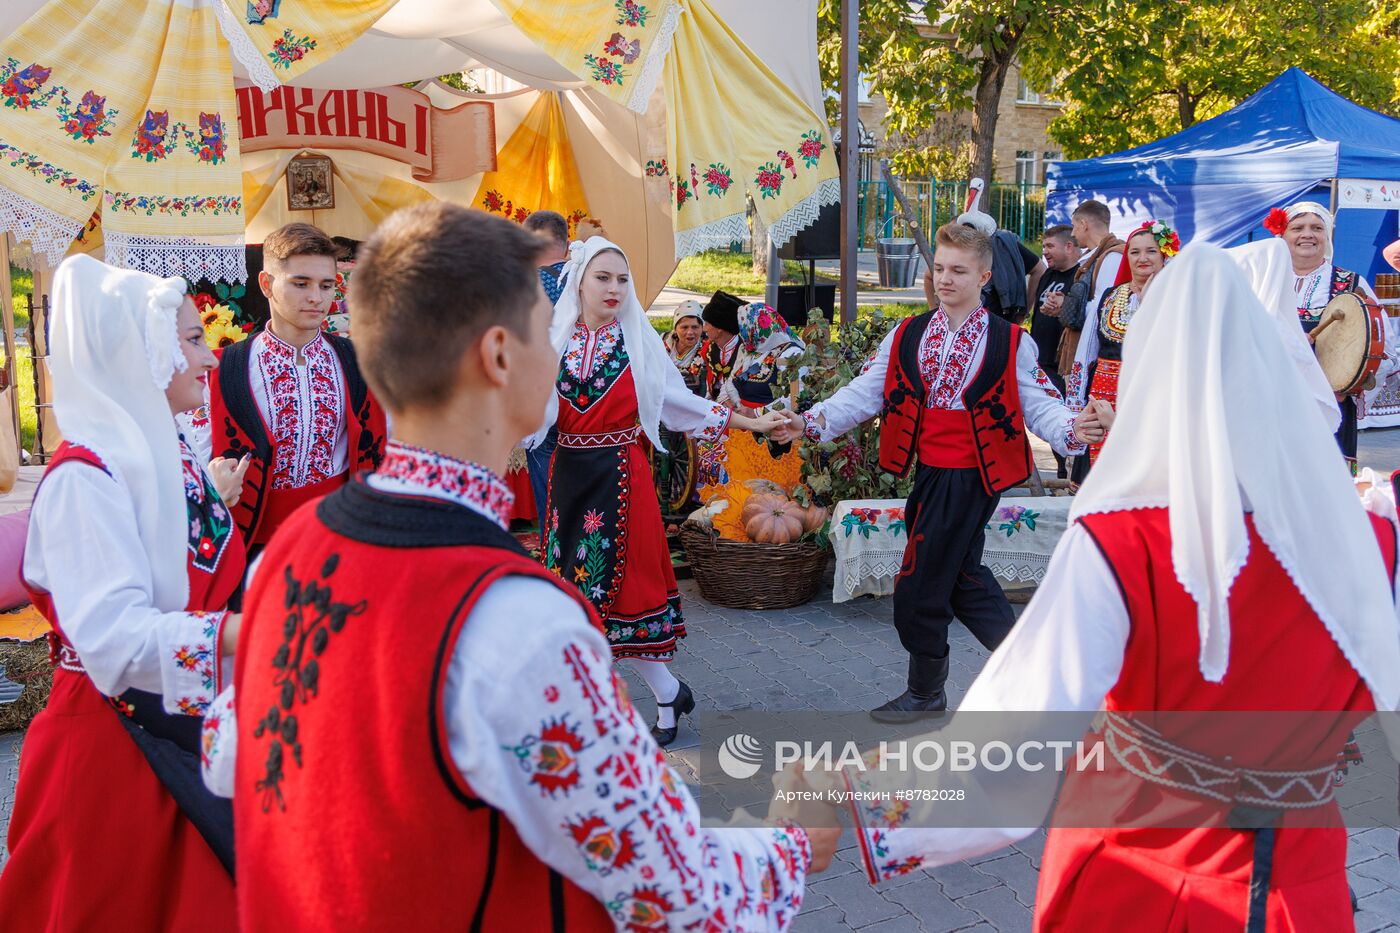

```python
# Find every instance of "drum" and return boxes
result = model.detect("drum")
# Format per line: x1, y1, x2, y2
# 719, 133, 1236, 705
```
1312, 292, 1385, 396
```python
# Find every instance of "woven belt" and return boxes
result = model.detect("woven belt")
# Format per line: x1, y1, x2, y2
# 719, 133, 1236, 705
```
1103, 712, 1337, 811
558, 426, 642, 449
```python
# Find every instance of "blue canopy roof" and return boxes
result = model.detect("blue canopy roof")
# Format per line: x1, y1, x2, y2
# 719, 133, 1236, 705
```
1047, 69, 1400, 276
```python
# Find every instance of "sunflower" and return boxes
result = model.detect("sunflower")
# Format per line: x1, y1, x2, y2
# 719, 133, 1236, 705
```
204, 317, 247, 350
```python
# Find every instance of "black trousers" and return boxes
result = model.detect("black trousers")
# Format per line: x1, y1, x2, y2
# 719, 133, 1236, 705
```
892, 465, 1016, 659
1337, 395, 1358, 467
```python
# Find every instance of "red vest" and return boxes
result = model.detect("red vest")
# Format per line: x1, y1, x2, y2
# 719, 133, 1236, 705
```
1034, 508, 1397, 931
208, 332, 386, 547
234, 480, 613, 932
877, 311, 1032, 495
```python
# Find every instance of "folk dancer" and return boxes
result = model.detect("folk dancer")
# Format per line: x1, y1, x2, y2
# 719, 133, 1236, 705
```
784, 245, 1400, 932
193, 223, 386, 555
532, 239, 785, 746
201, 205, 823, 929
0, 257, 245, 930
1267, 201, 1382, 471
771, 224, 1104, 719
1074, 219, 1178, 477
699, 288, 745, 400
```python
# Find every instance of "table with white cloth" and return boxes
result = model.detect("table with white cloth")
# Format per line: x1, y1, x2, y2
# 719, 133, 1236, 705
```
830, 496, 1072, 603
1360, 310, 1400, 429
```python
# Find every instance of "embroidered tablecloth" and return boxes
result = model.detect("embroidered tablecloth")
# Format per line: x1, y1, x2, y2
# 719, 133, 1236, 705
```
830, 496, 1072, 604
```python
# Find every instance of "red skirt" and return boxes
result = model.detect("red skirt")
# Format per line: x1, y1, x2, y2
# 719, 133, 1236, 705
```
1035, 824, 1351, 932
1087, 358, 1121, 464
0, 668, 236, 931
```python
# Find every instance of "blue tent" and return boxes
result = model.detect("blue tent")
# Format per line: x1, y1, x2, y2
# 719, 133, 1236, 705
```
1047, 68, 1400, 278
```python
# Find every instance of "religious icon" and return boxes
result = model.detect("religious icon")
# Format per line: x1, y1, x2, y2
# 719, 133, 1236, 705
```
286, 154, 334, 211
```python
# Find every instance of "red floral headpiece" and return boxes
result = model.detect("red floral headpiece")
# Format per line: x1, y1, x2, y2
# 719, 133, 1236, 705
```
1130, 219, 1181, 258
1263, 207, 1290, 236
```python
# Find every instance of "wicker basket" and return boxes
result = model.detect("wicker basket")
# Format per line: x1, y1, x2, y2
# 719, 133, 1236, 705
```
679, 523, 830, 609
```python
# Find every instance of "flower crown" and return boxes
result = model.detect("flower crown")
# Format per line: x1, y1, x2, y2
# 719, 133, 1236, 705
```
1263, 207, 1290, 236
1131, 219, 1181, 258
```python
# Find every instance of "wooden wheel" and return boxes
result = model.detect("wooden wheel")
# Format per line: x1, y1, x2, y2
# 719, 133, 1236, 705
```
651, 429, 698, 515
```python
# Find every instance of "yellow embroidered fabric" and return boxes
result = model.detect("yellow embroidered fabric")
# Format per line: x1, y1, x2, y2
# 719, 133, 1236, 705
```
700, 430, 803, 542
215, 0, 399, 91
662, 0, 838, 258
491, 0, 682, 114
471, 93, 592, 238
0, 0, 244, 280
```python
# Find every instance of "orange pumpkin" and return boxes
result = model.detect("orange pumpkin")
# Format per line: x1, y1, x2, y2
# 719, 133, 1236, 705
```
745, 499, 805, 544
743, 478, 789, 498
798, 504, 829, 534
740, 492, 791, 526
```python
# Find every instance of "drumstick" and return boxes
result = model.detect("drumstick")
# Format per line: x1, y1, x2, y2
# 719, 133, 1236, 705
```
1308, 307, 1346, 344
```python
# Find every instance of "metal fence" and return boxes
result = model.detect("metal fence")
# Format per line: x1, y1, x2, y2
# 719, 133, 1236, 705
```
856, 180, 1047, 250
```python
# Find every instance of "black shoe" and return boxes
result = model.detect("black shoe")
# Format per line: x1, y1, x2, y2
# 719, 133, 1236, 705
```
651, 680, 696, 748
870, 654, 949, 723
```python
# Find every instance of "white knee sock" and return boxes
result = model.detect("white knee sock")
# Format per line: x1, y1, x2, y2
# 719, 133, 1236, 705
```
627, 659, 681, 729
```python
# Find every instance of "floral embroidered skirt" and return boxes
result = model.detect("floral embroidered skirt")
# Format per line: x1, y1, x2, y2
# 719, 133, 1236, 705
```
545, 440, 685, 661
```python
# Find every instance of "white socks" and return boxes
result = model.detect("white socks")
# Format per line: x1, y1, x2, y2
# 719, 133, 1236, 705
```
627, 659, 681, 729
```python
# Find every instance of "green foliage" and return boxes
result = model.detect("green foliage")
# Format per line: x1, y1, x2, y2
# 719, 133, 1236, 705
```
782, 312, 915, 511
1022, 0, 1400, 158
665, 249, 841, 297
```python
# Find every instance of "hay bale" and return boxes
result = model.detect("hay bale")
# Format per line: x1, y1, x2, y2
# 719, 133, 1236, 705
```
0, 639, 52, 733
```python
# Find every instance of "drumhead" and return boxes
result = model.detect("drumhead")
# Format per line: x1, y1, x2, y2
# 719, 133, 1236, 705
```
1314, 292, 1368, 393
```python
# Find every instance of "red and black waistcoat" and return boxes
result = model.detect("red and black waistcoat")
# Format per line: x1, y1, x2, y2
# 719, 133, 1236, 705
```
208, 331, 386, 546
877, 311, 1032, 495
234, 481, 613, 932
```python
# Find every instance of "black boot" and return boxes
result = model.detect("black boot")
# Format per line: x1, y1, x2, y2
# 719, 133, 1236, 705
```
651, 680, 696, 748
870, 654, 949, 723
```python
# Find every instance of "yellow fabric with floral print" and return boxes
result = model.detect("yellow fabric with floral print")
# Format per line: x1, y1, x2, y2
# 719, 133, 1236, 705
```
471, 92, 592, 238
700, 430, 802, 542
491, 0, 682, 115
0, 0, 243, 276
662, 0, 838, 258
216, 0, 398, 91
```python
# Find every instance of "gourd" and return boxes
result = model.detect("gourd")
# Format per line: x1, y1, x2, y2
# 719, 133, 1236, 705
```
798, 504, 829, 534
745, 499, 804, 544
740, 492, 790, 526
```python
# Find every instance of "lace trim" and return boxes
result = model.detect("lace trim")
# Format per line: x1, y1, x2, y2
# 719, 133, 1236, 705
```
0, 187, 82, 265
626, 0, 683, 114
104, 231, 248, 284
211, 0, 281, 92
674, 211, 749, 260
767, 176, 842, 251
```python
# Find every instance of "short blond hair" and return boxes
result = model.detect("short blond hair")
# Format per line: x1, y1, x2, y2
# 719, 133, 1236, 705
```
934, 222, 993, 271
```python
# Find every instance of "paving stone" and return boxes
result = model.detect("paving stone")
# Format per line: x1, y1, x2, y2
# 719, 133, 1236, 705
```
1359, 889, 1400, 923
794, 906, 859, 932
880, 883, 982, 932
928, 861, 1001, 899
1357, 909, 1399, 933
956, 886, 1033, 933
971, 853, 1039, 908
856, 914, 923, 932
808, 872, 905, 927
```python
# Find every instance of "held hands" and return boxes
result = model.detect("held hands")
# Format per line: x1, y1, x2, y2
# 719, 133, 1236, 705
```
734, 410, 792, 436
1040, 293, 1064, 318
767, 409, 807, 445
207, 453, 252, 507
1071, 396, 1115, 446
770, 765, 843, 872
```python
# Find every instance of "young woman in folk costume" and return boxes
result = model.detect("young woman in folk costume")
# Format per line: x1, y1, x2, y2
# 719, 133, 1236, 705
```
532, 238, 786, 745
0, 256, 245, 930
699, 302, 809, 540
1074, 219, 1178, 476
785, 246, 1400, 932
1267, 201, 1388, 471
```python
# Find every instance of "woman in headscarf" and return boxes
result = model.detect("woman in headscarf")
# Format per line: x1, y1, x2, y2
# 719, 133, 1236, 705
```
785, 244, 1400, 931
0, 255, 245, 929
668, 298, 706, 394
1073, 219, 1178, 477
531, 238, 783, 746
698, 302, 808, 540
1266, 201, 1384, 471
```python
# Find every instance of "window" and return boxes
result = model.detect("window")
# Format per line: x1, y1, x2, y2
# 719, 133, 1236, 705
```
1017, 77, 1041, 105
1041, 150, 1061, 182
1015, 150, 1038, 185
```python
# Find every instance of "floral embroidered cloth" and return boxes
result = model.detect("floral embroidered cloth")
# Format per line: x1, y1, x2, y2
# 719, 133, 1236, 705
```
830, 496, 1072, 604
472, 92, 593, 238
218, 0, 397, 92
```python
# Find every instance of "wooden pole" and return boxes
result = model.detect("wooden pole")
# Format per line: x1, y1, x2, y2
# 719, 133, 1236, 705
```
838, 0, 859, 324
878, 160, 935, 273
0, 235, 18, 459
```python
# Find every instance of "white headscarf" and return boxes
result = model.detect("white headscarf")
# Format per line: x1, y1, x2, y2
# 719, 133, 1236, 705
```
1284, 201, 1335, 259
670, 299, 705, 367
1072, 244, 1400, 708
49, 254, 191, 610
1225, 238, 1341, 433
530, 236, 674, 451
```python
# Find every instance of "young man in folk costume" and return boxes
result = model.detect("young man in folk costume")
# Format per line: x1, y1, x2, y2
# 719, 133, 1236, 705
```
783, 246, 1400, 932
0, 257, 244, 929
201, 205, 827, 930
194, 223, 386, 554
772, 224, 1105, 719
699, 288, 745, 400
1267, 201, 1384, 471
